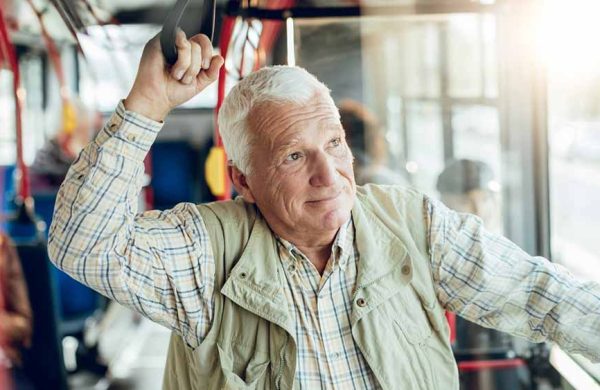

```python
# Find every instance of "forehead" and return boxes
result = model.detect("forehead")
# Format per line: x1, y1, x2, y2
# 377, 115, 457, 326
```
248, 94, 340, 141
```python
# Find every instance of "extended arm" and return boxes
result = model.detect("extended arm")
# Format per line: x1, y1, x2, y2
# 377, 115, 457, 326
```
426, 197, 600, 362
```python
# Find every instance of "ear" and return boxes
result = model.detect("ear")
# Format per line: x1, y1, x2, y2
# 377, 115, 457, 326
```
228, 165, 256, 203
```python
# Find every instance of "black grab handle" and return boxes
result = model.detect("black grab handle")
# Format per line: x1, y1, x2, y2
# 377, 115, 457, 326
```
160, 0, 216, 66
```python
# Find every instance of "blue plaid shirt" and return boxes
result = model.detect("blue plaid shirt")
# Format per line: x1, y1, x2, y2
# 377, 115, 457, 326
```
49, 102, 600, 389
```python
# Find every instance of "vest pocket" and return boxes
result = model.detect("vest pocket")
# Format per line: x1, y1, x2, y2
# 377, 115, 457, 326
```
217, 343, 271, 389
393, 288, 433, 345
391, 288, 438, 389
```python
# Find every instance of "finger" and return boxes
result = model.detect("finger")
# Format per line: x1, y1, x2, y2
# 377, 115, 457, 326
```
171, 29, 191, 80
190, 33, 213, 70
182, 41, 202, 85
196, 55, 224, 86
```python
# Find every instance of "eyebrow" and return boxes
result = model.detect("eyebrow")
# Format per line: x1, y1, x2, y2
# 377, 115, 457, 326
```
326, 125, 343, 134
272, 120, 343, 153
274, 138, 302, 156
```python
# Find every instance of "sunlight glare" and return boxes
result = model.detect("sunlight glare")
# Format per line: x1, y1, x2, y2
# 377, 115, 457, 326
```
538, 0, 600, 77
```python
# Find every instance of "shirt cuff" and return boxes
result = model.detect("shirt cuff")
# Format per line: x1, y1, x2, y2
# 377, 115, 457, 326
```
94, 101, 163, 161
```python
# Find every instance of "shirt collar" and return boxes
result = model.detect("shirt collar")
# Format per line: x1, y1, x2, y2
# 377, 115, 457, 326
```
276, 218, 354, 271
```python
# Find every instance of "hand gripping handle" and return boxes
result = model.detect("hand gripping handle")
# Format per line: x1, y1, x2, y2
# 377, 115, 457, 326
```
160, 0, 216, 65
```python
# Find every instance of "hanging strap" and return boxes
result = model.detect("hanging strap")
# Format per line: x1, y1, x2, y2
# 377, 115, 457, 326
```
160, 0, 216, 65
25, 0, 80, 155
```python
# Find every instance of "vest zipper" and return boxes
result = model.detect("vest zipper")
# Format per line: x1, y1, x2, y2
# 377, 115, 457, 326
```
275, 333, 289, 390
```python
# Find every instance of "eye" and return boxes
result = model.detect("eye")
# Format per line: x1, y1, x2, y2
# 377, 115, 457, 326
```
330, 137, 342, 147
286, 152, 302, 162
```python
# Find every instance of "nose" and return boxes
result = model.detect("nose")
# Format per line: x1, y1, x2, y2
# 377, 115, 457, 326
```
309, 151, 337, 187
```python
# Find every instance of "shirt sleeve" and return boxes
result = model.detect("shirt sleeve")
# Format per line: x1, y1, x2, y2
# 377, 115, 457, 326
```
48, 101, 215, 348
425, 196, 600, 363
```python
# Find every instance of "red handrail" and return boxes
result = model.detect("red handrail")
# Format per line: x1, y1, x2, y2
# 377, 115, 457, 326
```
213, 15, 235, 201
212, 1, 295, 201
0, 7, 29, 200
256, 0, 296, 68
458, 358, 527, 372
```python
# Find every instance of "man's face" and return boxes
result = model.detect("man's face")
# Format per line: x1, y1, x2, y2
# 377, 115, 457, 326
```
236, 93, 356, 241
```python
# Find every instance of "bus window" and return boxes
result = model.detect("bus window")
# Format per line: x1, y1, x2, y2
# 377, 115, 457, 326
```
546, 1, 600, 284
292, 11, 503, 222
0, 69, 16, 166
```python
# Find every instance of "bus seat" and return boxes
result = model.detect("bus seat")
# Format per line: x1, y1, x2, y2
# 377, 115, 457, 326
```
151, 141, 198, 209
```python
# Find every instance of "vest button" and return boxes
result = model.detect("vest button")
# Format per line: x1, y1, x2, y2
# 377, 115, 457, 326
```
239, 272, 248, 279
356, 298, 367, 307
401, 265, 411, 275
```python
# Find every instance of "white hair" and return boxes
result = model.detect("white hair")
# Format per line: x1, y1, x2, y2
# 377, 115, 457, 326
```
218, 65, 335, 175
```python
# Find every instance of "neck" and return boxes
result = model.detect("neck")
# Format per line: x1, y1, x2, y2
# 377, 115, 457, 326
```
296, 243, 333, 274
275, 227, 338, 275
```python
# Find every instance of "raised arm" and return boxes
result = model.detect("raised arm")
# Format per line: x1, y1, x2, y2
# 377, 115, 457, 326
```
48, 32, 224, 348
426, 196, 600, 362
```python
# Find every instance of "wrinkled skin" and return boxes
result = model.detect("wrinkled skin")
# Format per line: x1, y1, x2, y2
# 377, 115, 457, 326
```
229, 93, 356, 270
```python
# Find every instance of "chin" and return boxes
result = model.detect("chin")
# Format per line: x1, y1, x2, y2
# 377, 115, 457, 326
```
319, 204, 352, 230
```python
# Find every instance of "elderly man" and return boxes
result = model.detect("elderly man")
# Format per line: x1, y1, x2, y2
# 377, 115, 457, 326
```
49, 32, 600, 390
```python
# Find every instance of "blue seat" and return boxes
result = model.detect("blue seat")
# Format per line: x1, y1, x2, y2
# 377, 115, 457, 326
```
151, 141, 200, 209
0, 165, 16, 231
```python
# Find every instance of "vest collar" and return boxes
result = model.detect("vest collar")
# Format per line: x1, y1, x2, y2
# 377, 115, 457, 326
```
352, 191, 412, 289
220, 193, 412, 333
219, 209, 293, 332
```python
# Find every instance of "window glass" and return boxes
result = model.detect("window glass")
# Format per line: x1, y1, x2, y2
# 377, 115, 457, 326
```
294, 13, 502, 209
0, 69, 16, 166
447, 14, 482, 98
405, 101, 444, 193
21, 54, 45, 165
452, 105, 500, 177
545, 0, 600, 283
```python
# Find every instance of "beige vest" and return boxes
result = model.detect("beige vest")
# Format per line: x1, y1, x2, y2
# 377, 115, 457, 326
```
162, 185, 459, 389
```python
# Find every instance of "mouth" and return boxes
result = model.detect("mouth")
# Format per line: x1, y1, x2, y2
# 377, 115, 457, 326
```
306, 191, 342, 205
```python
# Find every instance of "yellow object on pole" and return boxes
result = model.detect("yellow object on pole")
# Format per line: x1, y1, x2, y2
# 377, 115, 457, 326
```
205, 146, 227, 197
62, 101, 77, 135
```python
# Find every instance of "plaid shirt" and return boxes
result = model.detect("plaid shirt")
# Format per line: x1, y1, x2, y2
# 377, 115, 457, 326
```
277, 221, 380, 389
49, 103, 600, 389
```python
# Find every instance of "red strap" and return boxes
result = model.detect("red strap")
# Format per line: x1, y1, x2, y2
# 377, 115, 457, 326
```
26, 0, 69, 102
